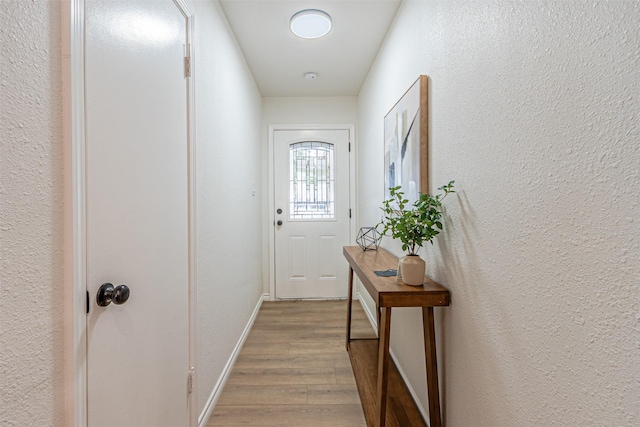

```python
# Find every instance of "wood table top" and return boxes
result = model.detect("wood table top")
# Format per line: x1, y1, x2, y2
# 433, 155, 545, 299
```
343, 246, 450, 308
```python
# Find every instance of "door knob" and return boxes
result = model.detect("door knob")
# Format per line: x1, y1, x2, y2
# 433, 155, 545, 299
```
276, 220, 283, 226
97, 283, 131, 307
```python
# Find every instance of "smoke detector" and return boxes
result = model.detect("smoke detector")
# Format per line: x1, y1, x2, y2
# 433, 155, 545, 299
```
304, 72, 318, 80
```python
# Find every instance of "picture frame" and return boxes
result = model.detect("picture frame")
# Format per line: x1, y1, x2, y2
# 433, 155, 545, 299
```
383, 75, 428, 204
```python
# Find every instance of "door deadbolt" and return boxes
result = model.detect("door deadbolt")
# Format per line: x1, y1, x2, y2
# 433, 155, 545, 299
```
97, 283, 131, 307
276, 208, 282, 214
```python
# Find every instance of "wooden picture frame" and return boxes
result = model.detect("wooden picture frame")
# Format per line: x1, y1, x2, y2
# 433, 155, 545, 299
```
384, 75, 428, 204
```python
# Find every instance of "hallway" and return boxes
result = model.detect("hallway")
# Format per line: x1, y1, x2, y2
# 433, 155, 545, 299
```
209, 300, 376, 426
2, 1, 638, 426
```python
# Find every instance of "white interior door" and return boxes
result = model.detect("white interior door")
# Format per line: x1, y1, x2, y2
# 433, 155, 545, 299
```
274, 129, 351, 299
85, 1, 191, 426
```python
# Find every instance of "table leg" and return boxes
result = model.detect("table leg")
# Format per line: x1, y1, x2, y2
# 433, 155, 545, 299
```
423, 307, 442, 427
376, 307, 392, 427
345, 266, 354, 350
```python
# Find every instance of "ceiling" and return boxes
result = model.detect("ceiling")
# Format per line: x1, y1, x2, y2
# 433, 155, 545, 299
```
219, 0, 402, 97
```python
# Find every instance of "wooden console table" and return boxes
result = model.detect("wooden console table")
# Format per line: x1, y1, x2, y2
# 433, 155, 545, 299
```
344, 246, 450, 427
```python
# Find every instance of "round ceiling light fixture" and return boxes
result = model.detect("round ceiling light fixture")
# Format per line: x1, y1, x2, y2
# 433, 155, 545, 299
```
289, 9, 332, 39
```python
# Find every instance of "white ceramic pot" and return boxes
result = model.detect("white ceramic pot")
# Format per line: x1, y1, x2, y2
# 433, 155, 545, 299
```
398, 255, 426, 286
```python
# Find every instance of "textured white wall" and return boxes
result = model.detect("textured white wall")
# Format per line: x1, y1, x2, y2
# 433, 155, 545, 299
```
358, 1, 640, 425
261, 97, 358, 295
191, 0, 264, 416
0, 1, 65, 426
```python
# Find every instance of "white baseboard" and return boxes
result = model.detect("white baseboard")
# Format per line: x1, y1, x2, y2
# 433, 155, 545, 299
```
357, 290, 378, 331
263, 293, 356, 302
389, 346, 430, 423
356, 292, 430, 424
197, 293, 266, 427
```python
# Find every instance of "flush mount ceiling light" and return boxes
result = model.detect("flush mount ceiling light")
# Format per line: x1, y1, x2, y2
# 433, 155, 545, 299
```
289, 9, 332, 39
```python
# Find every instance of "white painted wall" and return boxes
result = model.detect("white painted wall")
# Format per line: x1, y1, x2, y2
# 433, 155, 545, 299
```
191, 0, 264, 417
357, 1, 639, 425
261, 97, 358, 295
0, 1, 65, 425
262, 97, 358, 125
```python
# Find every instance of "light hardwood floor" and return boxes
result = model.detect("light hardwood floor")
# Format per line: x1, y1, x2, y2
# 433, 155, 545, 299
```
208, 300, 377, 426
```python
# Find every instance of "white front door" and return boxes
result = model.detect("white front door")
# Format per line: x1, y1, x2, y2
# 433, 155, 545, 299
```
85, 1, 192, 426
274, 129, 351, 299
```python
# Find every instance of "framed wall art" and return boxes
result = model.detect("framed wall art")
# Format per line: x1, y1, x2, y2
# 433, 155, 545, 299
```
383, 75, 428, 204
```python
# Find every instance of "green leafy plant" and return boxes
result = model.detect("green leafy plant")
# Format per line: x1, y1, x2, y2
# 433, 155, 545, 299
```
377, 181, 455, 255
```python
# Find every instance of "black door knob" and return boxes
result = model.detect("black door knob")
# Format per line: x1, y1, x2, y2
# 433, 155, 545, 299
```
112, 284, 130, 304
97, 283, 131, 307
276, 220, 283, 226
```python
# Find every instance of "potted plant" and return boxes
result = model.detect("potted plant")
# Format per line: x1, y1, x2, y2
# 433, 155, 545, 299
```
377, 181, 455, 286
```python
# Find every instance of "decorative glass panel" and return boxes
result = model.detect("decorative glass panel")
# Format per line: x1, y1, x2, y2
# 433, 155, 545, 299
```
289, 141, 335, 219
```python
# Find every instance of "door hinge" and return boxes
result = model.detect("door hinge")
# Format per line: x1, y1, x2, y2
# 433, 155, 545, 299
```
187, 367, 195, 394
349, 209, 352, 219
86, 291, 89, 314
348, 142, 351, 152
184, 44, 192, 78
184, 56, 191, 78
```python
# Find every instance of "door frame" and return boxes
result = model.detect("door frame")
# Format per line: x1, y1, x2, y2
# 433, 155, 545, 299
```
267, 124, 357, 301
62, 1, 197, 425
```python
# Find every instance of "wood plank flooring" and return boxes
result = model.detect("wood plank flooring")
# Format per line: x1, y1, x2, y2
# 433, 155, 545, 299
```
208, 300, 377, 426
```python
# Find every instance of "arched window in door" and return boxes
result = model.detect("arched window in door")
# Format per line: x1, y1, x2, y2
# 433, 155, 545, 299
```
289, 141, 335, 219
